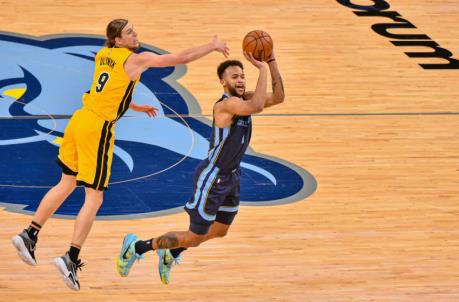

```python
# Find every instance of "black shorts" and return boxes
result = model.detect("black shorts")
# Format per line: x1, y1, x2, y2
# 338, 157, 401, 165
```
185, 160, 240, 235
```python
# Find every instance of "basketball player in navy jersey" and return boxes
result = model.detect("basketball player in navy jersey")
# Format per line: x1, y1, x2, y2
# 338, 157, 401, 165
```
117, 50, 285, 284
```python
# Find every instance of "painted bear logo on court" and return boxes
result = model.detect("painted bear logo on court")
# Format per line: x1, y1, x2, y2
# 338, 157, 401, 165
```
0, 33, 317, 219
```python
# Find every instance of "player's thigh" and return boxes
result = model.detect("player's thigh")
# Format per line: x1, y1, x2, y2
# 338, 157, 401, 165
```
215, 173, 240, 226
57, 111, 81, 173
185, 172, 232, 235
75, 110, 113, 189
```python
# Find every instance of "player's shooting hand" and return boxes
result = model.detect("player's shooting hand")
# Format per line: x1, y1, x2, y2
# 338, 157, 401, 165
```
243, 51, 265, 69
212, 35, 230, 58
130, 103, 158, 117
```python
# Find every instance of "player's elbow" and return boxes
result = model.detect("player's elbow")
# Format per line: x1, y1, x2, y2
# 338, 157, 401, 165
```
274, 91, 285, 105
176, 53, 191, 65
217, 229, 229, 238
248, 99, 264, 114
254, 104, 264, 113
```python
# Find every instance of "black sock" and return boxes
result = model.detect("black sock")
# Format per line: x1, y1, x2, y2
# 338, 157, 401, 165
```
170, 247, 187, 259
26, 221, 41, 241
135, 239, 154, 255
69, 245, 81, 263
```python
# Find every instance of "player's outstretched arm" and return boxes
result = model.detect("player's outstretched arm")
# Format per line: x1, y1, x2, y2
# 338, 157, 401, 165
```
125, 36, 229, 80
141, 35, 228, 67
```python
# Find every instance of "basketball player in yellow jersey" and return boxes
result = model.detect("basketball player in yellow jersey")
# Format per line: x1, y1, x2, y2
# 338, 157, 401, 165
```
11, 19, 229, 291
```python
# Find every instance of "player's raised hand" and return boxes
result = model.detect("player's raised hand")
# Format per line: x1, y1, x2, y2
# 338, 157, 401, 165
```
130, 103, 158, 117
243, 51, 265, 69
212, 35, 230, 58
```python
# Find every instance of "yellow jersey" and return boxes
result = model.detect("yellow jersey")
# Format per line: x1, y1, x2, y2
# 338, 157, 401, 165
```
83, 47, 139, 122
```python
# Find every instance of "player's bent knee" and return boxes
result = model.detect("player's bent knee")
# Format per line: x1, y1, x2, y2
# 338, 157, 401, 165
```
218, 229, 229, 237
60, 181, 77, 192
185, 232, 206, 247
84, 188, 104, 205
188, 237, 204, 247
59, 176, 77, 191
213, 222, 230, 238
85, 197, 103, 207
94, 195, 104, 205
188, 240, 201, 248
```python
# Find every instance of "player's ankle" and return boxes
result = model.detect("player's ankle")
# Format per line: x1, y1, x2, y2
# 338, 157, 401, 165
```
135, 238, 154, 255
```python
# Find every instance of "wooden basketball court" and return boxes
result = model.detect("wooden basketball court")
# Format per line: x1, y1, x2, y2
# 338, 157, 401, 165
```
1, 1, 458, 301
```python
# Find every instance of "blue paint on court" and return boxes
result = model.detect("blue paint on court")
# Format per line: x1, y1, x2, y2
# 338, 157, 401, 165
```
0, 33, 316, 218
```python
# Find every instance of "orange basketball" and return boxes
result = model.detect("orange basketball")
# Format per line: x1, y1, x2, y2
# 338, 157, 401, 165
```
242, 30, 273, 62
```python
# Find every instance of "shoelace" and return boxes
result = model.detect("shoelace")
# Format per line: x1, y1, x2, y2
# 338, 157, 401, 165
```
121, 252, 144, 268
74, 260, 86, 272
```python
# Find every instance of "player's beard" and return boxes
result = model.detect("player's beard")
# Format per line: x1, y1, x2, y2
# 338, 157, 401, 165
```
228, 85, 244, 98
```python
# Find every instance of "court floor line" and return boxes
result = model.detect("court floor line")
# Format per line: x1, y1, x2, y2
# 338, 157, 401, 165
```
1, 112, 459, 120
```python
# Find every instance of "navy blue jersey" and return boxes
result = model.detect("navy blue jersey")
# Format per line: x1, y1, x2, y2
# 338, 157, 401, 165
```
184, 94, 249, 229
207, 94, 252, 173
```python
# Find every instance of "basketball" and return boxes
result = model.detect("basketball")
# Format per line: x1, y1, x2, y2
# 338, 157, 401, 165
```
242, 30, 273, 61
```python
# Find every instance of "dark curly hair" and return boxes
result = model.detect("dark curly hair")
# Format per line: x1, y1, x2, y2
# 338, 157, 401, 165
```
217, 60, 244, 79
